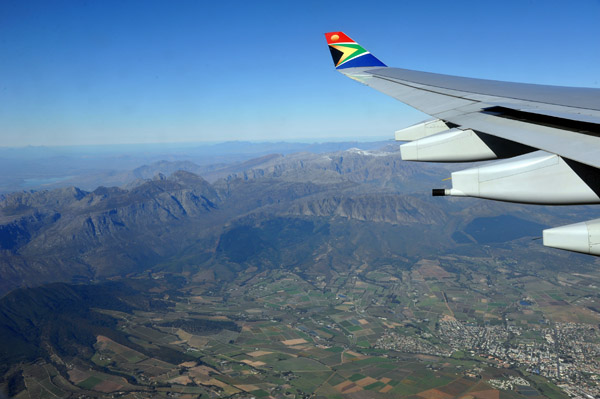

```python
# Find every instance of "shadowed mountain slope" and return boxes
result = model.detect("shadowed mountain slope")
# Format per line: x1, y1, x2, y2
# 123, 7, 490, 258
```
0, 146, 596, 296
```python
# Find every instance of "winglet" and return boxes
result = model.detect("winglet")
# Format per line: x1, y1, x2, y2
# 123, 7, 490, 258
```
325, 32, 386, 69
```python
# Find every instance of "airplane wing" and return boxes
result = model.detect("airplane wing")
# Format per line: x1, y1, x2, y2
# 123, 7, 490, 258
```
324, 31, 600, 256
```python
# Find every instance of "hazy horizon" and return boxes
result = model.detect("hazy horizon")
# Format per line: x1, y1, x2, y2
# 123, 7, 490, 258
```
0, 136, 396, 150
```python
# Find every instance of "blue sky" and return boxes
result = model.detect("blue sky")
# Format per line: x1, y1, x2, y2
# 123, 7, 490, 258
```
1, 0, 599, 146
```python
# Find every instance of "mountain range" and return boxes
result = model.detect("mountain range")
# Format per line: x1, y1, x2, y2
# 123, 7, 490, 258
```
0, 144, 597, 296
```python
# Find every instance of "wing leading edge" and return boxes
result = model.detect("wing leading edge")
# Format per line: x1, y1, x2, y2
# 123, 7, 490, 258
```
324, 31, 600, 256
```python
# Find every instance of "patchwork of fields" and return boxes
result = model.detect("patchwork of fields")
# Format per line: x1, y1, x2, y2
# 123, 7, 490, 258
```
10, 253, 600, 398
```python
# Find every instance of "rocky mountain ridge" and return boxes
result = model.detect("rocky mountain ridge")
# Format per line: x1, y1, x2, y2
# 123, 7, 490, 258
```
0, 147, 594, 296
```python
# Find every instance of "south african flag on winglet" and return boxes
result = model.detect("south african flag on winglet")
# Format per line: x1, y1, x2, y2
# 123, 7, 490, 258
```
325, 31, 386, 69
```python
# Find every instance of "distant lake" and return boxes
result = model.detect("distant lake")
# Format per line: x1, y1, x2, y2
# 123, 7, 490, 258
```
22, 176, 73, 188
520, 300, 532, 306
462, 215, 547, 244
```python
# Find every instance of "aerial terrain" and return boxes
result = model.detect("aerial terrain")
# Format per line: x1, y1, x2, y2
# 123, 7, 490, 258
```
3, 0, 600, 397
1, 142, 599, 398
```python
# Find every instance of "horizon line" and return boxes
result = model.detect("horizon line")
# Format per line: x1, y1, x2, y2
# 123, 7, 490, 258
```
0, 136, 395, 150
